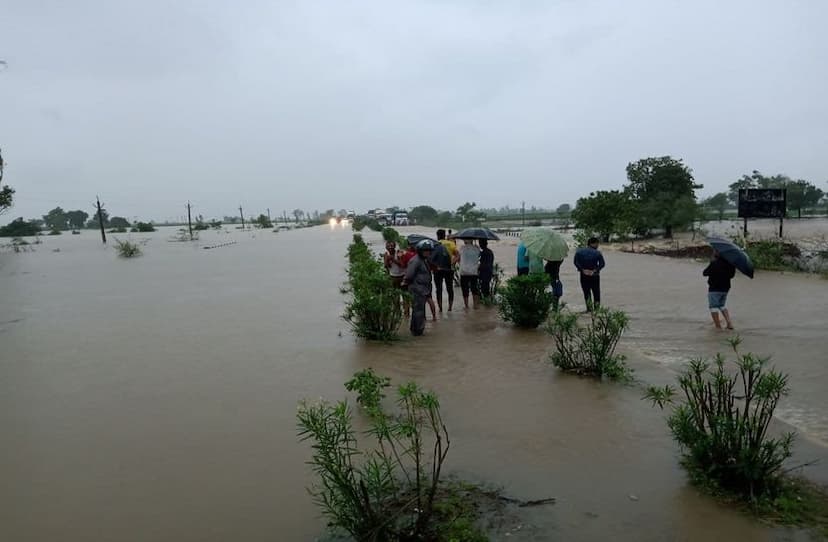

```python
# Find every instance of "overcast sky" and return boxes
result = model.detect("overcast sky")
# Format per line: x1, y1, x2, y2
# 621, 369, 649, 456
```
2, 0, 827, 222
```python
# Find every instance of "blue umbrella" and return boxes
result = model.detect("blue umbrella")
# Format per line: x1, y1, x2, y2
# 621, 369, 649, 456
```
706, 237, 754, 278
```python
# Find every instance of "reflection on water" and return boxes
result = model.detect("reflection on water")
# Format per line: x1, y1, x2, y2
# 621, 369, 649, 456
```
1, 225, 826, 541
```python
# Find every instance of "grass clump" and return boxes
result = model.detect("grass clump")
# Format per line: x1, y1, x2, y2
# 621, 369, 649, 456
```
644, 337, 828, 533
114, 238, 142, 258
498, 273, 553, 328
547, 307, 631, 380
342, 234, 407, 341
298, 371, 488, 541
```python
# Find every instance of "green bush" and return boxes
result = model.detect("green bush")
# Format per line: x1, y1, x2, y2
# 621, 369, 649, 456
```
0, 217, 41, 237
481, 263, 505, 306
342, 235, 407, 341
498, 273, 553, 328
573, 229, 592, 248
644, 337, 794, 501
130, 222, 156, 232
547, 308, 631, 380
297, 373, 466, 541
744, 240, 796, 271
114, 238, 142, 258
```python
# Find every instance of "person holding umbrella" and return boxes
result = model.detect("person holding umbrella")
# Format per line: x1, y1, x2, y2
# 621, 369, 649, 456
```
703, 251, 736, 330
703, 238, 753, 330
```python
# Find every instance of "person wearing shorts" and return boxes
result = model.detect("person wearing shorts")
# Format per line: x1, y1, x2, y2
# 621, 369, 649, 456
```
703, 251, 736, 330
458, 239, 481, 309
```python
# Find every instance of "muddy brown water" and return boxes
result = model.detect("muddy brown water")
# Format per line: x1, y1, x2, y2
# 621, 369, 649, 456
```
1, 225, 826, 541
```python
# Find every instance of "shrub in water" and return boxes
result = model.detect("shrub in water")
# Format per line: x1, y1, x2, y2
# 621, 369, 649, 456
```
498, 273, 553, 328
547, 307, 631, 380
114, 238, 142, 258
131, 221, 156, 232
297, 372, 464, 541
644, 337, 794, 501
343, 235, 406, 341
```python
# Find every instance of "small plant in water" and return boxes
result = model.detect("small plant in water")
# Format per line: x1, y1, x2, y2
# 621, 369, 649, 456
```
297, 372, 481, 541
498, 273, 553, 328
342, 234, 407, 341
547, 307, 631, 380
644, 337, 794, 502
114, 238, 142, 258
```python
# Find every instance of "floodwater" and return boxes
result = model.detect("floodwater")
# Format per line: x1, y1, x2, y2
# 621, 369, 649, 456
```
1, 224, 826, 541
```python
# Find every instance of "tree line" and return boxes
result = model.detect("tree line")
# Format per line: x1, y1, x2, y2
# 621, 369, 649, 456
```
571, 156, 826, 241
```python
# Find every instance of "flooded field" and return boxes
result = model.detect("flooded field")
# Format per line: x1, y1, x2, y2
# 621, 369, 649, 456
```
1, 224, 826, 541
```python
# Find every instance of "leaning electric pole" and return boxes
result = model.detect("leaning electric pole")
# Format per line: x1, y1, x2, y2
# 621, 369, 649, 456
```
96, 196, 107, 244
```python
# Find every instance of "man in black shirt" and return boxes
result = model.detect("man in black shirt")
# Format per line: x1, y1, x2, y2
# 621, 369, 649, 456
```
702, 251, 736, 330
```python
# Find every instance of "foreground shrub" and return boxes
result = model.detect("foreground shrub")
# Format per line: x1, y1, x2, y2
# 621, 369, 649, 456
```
342, 235, 406, 340
644, 337, 794, 501
298, 371, 471, 541
498, 273, 553, 328
547, 308, 631, 380
114, 238, 142, 258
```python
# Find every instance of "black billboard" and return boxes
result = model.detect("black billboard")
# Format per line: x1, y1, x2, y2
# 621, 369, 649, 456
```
738, 188, 786, 219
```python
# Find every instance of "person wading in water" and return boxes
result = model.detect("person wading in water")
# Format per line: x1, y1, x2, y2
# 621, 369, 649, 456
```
573, 237, 605, 312
403, 240, 435, 336
703, 250, 736, 330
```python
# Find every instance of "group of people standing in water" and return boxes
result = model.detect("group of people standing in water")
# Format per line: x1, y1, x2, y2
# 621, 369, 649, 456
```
386, 228, 739, 336
385, 229, 608, 336
384, 229, 494, 335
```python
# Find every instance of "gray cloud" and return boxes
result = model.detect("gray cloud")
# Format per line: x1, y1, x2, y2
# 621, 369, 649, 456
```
1, 0, 826, 221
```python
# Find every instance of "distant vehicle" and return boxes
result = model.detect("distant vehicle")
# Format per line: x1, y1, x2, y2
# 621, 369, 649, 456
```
393, 212, 409, 226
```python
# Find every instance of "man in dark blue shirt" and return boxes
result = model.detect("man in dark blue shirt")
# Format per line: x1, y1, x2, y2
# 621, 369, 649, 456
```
573, 237, 605, 311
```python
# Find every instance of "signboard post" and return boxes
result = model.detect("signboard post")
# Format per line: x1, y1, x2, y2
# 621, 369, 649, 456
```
737, 188, 786, 237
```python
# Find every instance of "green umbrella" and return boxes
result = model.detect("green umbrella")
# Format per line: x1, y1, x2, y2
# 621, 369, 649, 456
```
520, 228, 569, 261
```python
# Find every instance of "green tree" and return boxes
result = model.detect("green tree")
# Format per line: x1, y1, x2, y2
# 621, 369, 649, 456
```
625, 156, 702, 238
293, 209, 304, 222
254, 214, 273, 228
409, 205, 439, 225
0, 217, 40, 237
109, 216, 130, 228
66, 210, 89, 230
0, 148, 11, 215
702, 192, 730, 221
43, 207, 69, 230
571, 190, 636, 242
0, 186, 13, 215
556, 203, 571, 216
455, 202, 486, 225
87, 207, 110, 229
786, 179, 824, 218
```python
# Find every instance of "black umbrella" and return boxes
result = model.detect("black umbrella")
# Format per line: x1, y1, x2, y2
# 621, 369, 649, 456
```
707, 237, 754, 278
406, 233, 437, 246
453, 227, 500, 241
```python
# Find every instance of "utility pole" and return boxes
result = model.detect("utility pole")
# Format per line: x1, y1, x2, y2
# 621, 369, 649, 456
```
186, 201, 193, 240
239, 205, 245, 229
521, 201, 526, 227
96, 196, 106, 244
